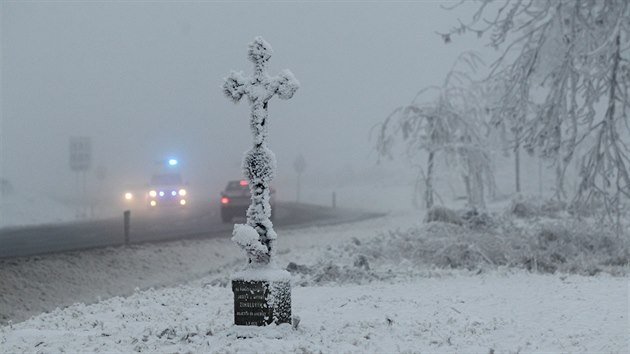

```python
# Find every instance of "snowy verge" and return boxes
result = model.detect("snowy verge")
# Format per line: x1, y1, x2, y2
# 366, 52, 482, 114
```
0, 211, 404, 325
0, 271, 626, 353
0, 238, 242, 325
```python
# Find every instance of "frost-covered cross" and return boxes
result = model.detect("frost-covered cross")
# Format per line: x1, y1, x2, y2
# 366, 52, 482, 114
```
223, 37, 299, 264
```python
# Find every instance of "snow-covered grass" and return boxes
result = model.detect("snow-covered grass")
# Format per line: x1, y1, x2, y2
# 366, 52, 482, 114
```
350, 213, 630, 278
0, 237, 242, 325
1, 270, 626, 353
1, 207, 628, 352
274, 202, 630, 291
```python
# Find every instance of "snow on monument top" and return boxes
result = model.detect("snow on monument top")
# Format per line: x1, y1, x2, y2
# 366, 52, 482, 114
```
248, 36, 273, 65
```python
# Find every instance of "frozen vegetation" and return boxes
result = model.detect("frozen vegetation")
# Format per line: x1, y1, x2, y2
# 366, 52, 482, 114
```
377, 0, 630, 230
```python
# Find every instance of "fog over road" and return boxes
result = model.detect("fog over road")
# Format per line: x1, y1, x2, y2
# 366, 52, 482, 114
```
0, 202, 381, 259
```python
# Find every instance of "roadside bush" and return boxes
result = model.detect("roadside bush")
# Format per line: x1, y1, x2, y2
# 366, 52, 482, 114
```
424, 206, 463, 225
508, 219, 630, 275
287, 259, 382, 286
461, 209, 494, 229
509, 198, 537, 218
299, 218, 628, 287
287, 203, 628, 287
508, 196, 568, 218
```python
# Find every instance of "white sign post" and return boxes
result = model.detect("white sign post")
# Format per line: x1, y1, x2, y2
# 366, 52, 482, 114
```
293, 154, 306, 202
69, 137, 92, 218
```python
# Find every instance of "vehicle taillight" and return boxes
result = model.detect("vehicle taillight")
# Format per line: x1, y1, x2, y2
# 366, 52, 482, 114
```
221, 197, 230, 204
239, 180, 248, 186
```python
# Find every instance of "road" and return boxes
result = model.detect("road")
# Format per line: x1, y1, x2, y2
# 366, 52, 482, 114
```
0, 202, 382, 259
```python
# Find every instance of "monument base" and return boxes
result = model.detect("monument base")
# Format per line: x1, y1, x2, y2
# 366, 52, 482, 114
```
232, 279, 291, 326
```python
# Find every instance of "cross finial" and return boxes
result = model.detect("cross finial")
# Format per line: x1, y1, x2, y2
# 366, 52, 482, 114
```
248, 36, 272, 73
223, 36, 299, 106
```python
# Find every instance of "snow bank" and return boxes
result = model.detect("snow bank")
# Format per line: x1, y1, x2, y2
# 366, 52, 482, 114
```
0, 239, 242, 325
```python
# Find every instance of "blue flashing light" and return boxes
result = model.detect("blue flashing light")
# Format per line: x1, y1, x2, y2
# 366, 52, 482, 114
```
159, 191, 165, 197
171, 191, 177, 196
168, 159, 178, 166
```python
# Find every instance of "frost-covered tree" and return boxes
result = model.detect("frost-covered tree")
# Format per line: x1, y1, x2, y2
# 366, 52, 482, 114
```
223, 37, 299, 264
441, 0, 630, 220
574, 32, 630, 224
376, 53, 495, 210
484, 70, 530, 194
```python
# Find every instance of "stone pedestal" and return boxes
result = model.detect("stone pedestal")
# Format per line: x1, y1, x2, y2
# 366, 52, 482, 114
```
232, 279, 291, 326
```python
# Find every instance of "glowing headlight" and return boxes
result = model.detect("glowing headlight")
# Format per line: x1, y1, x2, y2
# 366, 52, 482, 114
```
179, 189, 187, 196
180, 199, 186, 206
159, 191, 165, 197
149, 190, 157, 198
171, 190, 177, 196
150, 200, 157, 207
124, 192, 133, 200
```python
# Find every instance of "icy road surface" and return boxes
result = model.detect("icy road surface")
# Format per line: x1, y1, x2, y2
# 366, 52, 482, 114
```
0, 202, 380, 259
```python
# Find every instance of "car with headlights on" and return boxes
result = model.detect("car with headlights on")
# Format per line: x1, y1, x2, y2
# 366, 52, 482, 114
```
220, 180, 275, 222
121, 184, 145, 209
147, 173, 188, 208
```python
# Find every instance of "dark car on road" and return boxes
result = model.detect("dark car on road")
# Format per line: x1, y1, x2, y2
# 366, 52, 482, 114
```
220, 180, 275, 222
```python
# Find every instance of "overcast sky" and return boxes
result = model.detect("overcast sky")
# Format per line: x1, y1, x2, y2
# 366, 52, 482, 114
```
1, 1, 483, 200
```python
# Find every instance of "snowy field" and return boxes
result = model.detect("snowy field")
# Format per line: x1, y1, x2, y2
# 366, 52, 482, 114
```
1, 205, 628, 353
0, 191, 77, 229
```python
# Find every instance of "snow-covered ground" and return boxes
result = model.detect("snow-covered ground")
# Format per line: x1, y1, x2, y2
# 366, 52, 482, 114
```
1, 208, 628, 353
2, 270, 626, 353
0, 190, 77, 229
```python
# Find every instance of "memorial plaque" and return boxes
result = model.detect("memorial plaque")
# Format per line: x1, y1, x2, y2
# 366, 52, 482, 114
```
232, 280, 291, 326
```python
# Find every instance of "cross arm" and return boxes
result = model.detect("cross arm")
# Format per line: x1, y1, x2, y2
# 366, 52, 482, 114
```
223, 71, 249, 103
273, 69, 300, 100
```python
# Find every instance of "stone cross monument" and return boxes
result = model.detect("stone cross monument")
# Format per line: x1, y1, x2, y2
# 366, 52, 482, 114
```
223, 37, 299, 326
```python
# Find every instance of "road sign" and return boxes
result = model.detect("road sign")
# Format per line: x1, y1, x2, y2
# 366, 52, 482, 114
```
69, 137, 92, 172
293, 154, 306, 174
